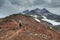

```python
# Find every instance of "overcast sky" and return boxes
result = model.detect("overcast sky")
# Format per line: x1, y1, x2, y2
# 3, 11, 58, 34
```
0, 0, 60, 18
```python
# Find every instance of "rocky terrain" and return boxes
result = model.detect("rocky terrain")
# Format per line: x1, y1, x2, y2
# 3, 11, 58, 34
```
0, 14, 60, 40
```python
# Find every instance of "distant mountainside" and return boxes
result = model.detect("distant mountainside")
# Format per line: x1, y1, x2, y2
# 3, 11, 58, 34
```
23, 8, 60, 22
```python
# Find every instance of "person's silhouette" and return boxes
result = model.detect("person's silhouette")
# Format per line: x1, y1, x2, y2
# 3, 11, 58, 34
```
18, 20, 22, 28
0, 27, 1, 29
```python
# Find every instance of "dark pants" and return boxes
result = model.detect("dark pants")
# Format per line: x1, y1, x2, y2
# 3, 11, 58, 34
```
19, 23, 22, 28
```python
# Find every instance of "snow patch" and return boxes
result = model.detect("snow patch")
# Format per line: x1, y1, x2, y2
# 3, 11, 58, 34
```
34, 18, 41, 22
30, 15, 38, 18
30, 15, 41, 22
42, 16, 60, 26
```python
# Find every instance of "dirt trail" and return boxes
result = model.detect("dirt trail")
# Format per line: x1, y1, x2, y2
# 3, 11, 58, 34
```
7, 29, 23, 40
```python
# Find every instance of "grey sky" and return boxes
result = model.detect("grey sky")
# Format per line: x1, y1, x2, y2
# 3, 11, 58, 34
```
0, 0, 60, 18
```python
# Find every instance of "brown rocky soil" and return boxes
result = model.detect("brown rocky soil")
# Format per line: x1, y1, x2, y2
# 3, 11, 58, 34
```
0, 14, 60, 40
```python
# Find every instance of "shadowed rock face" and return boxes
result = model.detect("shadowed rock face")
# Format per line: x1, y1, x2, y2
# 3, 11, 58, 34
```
0, 14, 60, 40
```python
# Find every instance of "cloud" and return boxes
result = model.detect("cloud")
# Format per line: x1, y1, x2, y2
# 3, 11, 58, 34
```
0, 0, 21, 17
0, 0, 5, 7
34, 0, 45, 6
9, 0, 22, 6
44, 0, 60, 8
9, 0, 35, 7
0, 0, 60, 18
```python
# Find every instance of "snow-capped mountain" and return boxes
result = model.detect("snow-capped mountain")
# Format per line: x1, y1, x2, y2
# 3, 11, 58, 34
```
23, 8, 60, 26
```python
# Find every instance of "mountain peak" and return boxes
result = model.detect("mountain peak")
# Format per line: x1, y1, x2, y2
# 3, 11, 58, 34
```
35, 8, 40, 10
23, 10, 29, 13
41, 8, 50, 13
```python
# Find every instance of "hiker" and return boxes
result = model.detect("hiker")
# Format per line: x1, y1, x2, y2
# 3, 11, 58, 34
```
0, 27, 1, 29
18, 20, 22, 28
0, 27, 3, 32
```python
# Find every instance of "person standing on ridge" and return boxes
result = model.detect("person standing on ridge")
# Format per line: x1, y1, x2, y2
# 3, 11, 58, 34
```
18, 20, 22, 28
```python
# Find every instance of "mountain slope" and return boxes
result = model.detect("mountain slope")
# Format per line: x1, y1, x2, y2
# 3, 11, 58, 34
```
0, 14, 60, 40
